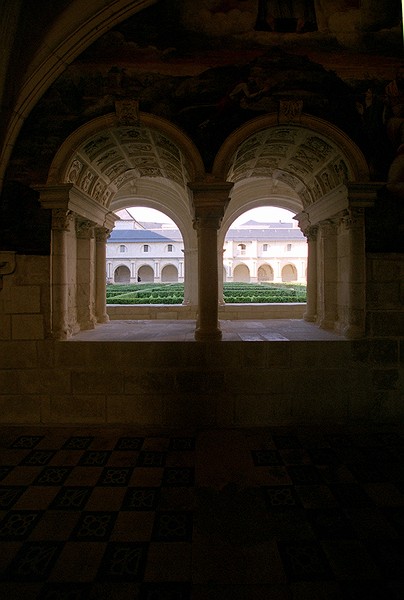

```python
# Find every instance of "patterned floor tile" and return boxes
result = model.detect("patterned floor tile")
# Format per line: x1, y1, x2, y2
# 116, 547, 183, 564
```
19, 451, 55, 467
169, 438, 195, 451
32, 466, 72, 486
0, 511, 43, 540
1, 425, 404, 594
286, 465, 323, 485
115, 437, 145, 451
10, 436, 44, 449
97, 542, 148, 581
62, 437, 94, 450
321, 539, 381, 580
305, 508, 356, 539
0, 466, 13, 481
262, 485, 302, 509
39, 582, 92, 600
137, 452, 166, 468
251, 450, 282, 466
277, 541, 333, 581
1, 541, 63, 581
70, 511, 117, 541
78, 451, 111, 466
151, 512, 193, 542
97, 467, 133, 486
0, 486, 27, 509
162, 467, 194, 487
329, 483, 373, 507
121, 487, 160, 511
49, 486, 93, 510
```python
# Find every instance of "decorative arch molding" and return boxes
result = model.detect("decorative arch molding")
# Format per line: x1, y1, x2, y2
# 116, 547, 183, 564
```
212, 113, 370, 187
47, 112, 206, 190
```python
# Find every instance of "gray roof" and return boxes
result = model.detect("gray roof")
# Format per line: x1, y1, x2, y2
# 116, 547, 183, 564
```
226, 228, 304, 240
108, 226, 304, 243
108, 230, 176, 243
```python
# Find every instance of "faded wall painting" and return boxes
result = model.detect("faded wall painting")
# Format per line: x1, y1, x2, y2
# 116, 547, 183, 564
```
2, 0, 403, 251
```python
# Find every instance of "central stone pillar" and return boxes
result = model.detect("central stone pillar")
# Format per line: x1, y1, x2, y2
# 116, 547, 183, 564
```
76, 218, 97, 330
50, 208, 74, 339
318, 219, 338, 331
95, 227, 111, 324
303, 225, 318, 323
188, 181, 233, 341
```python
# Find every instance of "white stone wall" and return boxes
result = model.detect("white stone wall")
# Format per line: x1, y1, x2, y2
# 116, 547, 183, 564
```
107, 235, 308, 284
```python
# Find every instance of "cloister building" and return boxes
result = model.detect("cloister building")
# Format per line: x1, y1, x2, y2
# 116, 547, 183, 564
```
107, 213, 307, 285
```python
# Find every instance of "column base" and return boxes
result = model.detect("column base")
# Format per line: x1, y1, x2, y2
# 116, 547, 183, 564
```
342, 324, 365, 339
194, 326, 222, 341
97, 314, 110, 324
303, 312, 317, 322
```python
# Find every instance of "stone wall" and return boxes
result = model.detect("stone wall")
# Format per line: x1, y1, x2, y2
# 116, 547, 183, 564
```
0, 336, 402, 426
0, 252, 402, 426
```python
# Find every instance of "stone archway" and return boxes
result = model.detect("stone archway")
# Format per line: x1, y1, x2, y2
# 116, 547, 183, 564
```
282, 264, 297, 282
114, 265, 130, 284
37, 111, 205, 339
216, 113, 372, 337
161, 265, 178, 282
138, 265, 154, 282
258, 264, 274, 282
233, 264, 250, 282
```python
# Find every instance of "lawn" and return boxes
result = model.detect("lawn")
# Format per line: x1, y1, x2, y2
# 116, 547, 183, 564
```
106, 282, 307, 304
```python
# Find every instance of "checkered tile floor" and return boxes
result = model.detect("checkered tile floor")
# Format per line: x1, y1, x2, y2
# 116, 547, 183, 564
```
0, 426, 403, 599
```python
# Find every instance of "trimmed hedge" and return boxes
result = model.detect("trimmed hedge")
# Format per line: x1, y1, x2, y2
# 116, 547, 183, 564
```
107, 282, 306, 304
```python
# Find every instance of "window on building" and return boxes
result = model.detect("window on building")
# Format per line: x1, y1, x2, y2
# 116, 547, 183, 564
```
263, 244, 268, 252
238, 243, 246, 255
167, 244, 174, 252
143, 244, 149, 253
119, 245, 127, 253
286, 243, 292, 251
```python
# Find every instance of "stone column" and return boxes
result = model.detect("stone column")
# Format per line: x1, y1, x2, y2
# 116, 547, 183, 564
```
338, 208, 366, 338
95, 227, 110, 323
51, 209, 74, 339
318, 219, 338, 331
76, 218, 96, 330
189, 181, 233, 341
303, 226, 318, 322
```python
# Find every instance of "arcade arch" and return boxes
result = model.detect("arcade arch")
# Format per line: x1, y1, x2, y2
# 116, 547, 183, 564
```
37, 111, 371, 340
161, 265, 179, 283
138, 264, 154, 283
114, 265, 130, 284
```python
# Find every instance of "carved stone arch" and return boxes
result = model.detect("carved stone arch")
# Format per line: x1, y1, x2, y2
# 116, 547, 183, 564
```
212, 113, 370, 184
47, 112, 206, 188
213, 113, 373, 339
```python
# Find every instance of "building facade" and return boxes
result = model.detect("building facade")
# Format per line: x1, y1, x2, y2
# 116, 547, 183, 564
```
107, 216, 307, 285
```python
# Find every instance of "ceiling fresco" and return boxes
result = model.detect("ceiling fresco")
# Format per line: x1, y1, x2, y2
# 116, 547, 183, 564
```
6, 0, 402, 187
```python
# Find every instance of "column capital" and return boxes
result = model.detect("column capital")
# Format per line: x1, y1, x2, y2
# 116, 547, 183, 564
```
76, 218, 95, 239
339, 207, 365, 230
94, 226, 112, 243
51, 208, 74, 231
305, 225, 318, 242
319, 218, 338, 235
188, 179, 233, 224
